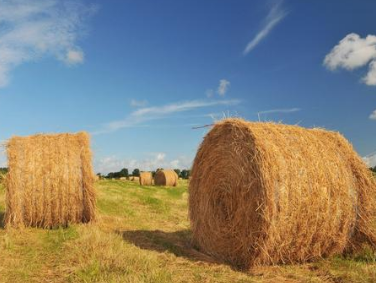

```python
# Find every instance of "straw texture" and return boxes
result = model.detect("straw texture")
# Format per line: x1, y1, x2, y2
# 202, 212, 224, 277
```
154, 170, 178, 186
140, 172, 153, 186
189, 118, 376, 268
5, 132, 96, 228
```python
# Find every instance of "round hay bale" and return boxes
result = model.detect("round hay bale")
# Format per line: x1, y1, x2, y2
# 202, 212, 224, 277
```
131, 176, 140, 182
154, 170, 178, 186
5, 132, 96, 229
140, 172, 153, 186
189, 118, 376, 268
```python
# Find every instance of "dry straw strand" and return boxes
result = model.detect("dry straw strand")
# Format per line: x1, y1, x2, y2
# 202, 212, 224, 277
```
139, 172, 153, 186
154, 170, 178, 186
5, 132, 96, 228
189, 118, 376, 269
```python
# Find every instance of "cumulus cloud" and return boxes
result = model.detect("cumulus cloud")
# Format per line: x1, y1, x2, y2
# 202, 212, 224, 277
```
0, 151, 6, 167
363, 61, 376, 86
370, 109, 376, 120
217, 79, 230, 96
0, 0, 96, 87
324, 33, 376, 86
94, 153, 193, 174
364, 153, 376, 168
243, 0, 288, 55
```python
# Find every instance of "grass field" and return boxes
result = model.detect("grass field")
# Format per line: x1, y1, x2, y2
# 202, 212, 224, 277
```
0, 180, 376, 283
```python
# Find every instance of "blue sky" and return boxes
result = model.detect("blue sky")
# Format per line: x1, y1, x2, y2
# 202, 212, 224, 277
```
0, 0, 376, 172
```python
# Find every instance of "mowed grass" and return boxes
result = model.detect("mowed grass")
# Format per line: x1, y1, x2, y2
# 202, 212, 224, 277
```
0, 180, 375, 283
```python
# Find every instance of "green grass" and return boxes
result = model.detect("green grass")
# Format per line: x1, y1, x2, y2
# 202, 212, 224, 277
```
0, 180, 376, 282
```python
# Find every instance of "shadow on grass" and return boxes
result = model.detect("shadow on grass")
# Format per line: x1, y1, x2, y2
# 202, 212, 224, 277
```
118, 229, 219, 264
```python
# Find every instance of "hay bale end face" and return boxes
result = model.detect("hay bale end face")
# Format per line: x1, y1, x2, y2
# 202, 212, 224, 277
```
5, 132, 96, 228
139, 172, 153, 186
154, 170, 178, 186
189, 118, 376, 268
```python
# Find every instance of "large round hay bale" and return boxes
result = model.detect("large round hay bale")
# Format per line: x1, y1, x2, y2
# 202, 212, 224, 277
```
154, 170, 178, 186
5, 132, 96, 229
189, 118, 376, 268
140, 172, 153, 186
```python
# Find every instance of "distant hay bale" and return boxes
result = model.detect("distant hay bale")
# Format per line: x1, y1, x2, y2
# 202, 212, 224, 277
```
119, 177, 127, 181
130, 176, 140, 182
189, 118, 376, 268
140, 172, 153, 186
154, 170, 178, 186
5, 132, 96, 229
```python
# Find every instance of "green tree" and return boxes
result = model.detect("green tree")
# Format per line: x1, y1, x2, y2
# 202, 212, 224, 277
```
132, 168, 140, 177
106, 172, 115, 179
180, 169, 191, 179
119, 168, 129, 178
174, 169, 181, 178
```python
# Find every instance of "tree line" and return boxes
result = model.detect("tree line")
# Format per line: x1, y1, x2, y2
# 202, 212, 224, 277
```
371, 166, 376, 173
99, 168, 191, 179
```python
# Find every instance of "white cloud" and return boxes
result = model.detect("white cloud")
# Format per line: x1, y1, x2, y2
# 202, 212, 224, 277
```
94, 153, 193, 174
65, 48, 84, 65
243, 0, 288, 55
130, 99, 148, 107
364, 153, 376, 168
206, 89, 214, 98
324, 33, 376, 86
217, 79, 230, 96
369, 109, 376, 120
0, 0, 96, 87
94, 99, 241, 134
0, 151, 6, 167
363, 60, 376, 86
258, 108, 301, 115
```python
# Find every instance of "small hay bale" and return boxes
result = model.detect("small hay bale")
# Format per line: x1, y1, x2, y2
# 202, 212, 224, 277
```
139, 172, 153, 186
5, 132, 96, 228
119, 177, 127, 181
130, 176, 140, 182
154, 170, 178, 186
189, 118, 376, 268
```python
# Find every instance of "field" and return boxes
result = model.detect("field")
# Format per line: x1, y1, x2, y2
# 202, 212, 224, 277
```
0, 180, 376, 283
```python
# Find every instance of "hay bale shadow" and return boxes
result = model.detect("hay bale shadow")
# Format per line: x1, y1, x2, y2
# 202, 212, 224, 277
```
118, 229, 219, 264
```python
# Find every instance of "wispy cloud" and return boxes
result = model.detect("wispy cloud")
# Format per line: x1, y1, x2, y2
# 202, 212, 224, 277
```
206, 89, 214, 98
370, 110, 376, 120
243, 0, 288, 55
94, 153, 193, 174
217, 79, 231, 96
257, 107, 301, 115
0, 0, 97, 87
130, 99, 148, 107
324, 33, 376, 86
93, 99, 241, 134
